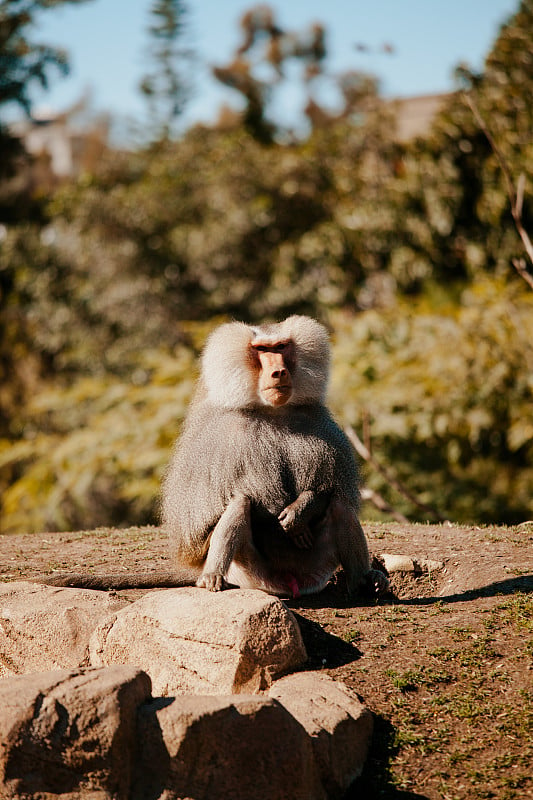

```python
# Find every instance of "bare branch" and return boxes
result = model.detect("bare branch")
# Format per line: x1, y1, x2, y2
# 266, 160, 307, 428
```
360, 487, 408, 523
516, 172, 525, 219
512, 258, 533, 291
362, 409, 372, 456
464, 92, 533, 286
464, 93, 517, 209
346, 425, 445, 522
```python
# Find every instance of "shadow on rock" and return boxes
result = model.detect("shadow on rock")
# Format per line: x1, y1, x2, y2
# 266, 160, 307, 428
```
133, 697, 174, 800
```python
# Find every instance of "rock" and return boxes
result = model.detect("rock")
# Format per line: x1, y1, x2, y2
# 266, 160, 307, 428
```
380, 553, 444, 573
135, 693, 326, 800
0, 581, 127, 678
380, 554, 417, 573
269, 671, 373, 798
0, 665, 151, 800
90, 587, 307, 696
419, 557, 445, 572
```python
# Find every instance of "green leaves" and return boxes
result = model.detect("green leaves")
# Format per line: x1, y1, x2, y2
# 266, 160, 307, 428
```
330, 280, 533, 523
0, 0, 90, 113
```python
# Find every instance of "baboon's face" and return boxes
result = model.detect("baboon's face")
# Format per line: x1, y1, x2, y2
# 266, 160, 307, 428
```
250, 339, 295, 407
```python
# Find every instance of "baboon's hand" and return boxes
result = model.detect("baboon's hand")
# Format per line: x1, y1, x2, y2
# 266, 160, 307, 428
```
196, 572, 226, 591
278, 506, 313, 549
367, 568, 390, 596
278, 504, 298, 529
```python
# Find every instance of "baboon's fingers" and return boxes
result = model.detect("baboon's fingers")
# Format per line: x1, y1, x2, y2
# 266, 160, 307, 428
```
278, 507, 296, 529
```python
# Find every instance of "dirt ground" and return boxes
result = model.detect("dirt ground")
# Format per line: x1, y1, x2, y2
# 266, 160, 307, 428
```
1, 521, 532, 800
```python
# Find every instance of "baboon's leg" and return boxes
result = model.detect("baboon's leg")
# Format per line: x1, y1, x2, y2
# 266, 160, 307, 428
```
197, 494, 252, 591
330, 496, 389, 595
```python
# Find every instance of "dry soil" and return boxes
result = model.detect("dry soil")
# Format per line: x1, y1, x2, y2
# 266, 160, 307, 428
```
1, 521, 532, 800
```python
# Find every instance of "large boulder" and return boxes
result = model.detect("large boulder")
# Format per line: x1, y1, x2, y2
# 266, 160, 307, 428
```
0, 665, 151, 800
269, 671, 374, 798
89, 587, 307, 696
0, 581, 127, 678
135, 693, 326, 800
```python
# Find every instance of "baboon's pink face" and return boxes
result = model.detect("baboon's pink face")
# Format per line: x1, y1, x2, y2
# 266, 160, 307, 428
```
250, 339, 295, 407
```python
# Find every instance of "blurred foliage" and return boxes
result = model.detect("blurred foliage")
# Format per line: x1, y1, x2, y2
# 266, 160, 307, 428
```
1, 1, 533, 532
331, 280, 533, 524
2, 280, 532, 532
0, 345, 198, 533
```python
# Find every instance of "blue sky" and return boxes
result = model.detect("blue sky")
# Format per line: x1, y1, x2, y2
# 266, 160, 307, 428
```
29, 0, 518, 138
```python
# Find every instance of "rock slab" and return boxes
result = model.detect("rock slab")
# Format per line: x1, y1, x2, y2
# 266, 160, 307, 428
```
0, 665, 151, 800
0, 581, 127, 678
270, 671, 374, 798
380, 553, 444, 573
90, 587, 307, 695
0, 667, 372, 800
0, 584, 373, 798
135, 693, 326, 800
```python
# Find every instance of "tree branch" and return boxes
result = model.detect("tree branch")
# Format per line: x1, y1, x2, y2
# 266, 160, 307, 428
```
345, 425, 445, 522
464, 92, 533, 289
359, 487, 409, 523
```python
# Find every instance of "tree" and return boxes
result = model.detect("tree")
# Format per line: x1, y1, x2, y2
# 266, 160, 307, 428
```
422, 0, 533, 286
212, 5, 392, 143
139, 0, 191, 141
212, 5, 329, 142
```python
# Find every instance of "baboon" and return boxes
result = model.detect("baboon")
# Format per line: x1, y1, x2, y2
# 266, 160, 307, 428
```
161, 315, 387, 598
42, 316, 387, 598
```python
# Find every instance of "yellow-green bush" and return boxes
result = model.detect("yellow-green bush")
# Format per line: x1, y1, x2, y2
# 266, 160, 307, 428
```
330, 279, 533, 523
0, 345, 197, 533
2, 281, 532, 533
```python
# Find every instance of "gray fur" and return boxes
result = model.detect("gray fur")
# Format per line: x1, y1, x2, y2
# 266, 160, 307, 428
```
162, 316, 388, 597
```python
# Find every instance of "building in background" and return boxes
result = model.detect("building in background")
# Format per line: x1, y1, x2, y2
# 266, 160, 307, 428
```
10, 99, 110, 179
